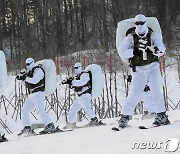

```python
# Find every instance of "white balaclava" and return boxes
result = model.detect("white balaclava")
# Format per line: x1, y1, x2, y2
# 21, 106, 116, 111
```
25, 58, 35, 71
134, 14, 148, 38
74, 62, 83, 75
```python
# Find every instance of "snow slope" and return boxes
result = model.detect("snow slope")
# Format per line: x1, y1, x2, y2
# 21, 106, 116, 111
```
0, 109, 180, 154
0, 61, 180, 154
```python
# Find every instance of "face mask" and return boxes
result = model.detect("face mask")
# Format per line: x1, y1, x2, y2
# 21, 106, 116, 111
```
74, 66, 82, 75
135, 21, 148, 37
134, 14, 148, 38
25, 58, 35, 71
26, 62, 35, 71
74, 62, 82, 75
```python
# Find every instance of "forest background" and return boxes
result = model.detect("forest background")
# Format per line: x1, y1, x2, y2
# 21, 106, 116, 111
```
0, 0, 179, 71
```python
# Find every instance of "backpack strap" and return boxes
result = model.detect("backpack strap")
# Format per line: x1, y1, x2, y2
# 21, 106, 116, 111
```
74, 71, 92, 96
127, 27, 156, 72
126, 27, 136, 36
26, 65, 45, 94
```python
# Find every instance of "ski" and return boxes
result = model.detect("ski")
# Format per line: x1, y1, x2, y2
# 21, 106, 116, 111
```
79, 121, 106, 128
111, 125, 131, 131
138, 120, 180, 129
17, 130, 36, 136
5, 127, 73, 143
18, 126, 73, 137
139, 125, 157, 129
63, 121, 108, 130
112, 127, 122, 131
38, 126, 73, 135
139, 124, 171, 129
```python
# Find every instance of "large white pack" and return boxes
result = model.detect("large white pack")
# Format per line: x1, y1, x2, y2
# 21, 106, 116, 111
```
116, 17, 162, 65
85, 64, 104, 99
36, 59, 56, 96
0, 50, 8, 89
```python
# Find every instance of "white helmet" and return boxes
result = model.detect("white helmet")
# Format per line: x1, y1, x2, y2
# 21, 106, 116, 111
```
25, 57, 35, 71
134, 14, 148, 38
74, 62, 82, 75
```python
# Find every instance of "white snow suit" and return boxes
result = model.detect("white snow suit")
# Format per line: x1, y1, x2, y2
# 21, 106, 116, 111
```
143, 90, 154, 112
68, 72, 96, 123
118, 33, 166, 115
22, 67, 53, 126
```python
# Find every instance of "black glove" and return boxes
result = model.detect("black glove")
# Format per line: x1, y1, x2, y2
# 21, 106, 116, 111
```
146, 45, 159, 54
154, 46, 159, 53
16, 69, 27, 81
16, 74, 26, 81
133, 47, 141, 56
144, 85, 150, 92
20, 69, 26, 75
62, 77, 73, 85
127, 75, 132, 83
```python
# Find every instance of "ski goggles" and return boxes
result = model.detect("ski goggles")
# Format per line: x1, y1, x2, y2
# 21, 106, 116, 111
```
26, 61, 33, 66
135, 21, 146, 25
74, 66, 81, 69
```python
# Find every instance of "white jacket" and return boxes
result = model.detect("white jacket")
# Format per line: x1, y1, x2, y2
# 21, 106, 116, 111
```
72, 72, 90, 95
25, 68, 44, 84
118, 33, 166, 60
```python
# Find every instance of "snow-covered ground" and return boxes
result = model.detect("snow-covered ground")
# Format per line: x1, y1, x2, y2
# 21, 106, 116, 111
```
0, 63, 180, 154
0, 109, 180, 154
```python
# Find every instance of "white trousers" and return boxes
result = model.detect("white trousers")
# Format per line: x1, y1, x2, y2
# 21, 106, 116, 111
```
22, 92, 52, 127
122, 62, 166, 115
143, 91, 154, 112
142, 91, 153, 112
68, 93, 96, 123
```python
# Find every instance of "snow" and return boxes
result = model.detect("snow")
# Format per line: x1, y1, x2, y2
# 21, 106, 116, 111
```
0, 59, 180, 154
0, 111, 180, 154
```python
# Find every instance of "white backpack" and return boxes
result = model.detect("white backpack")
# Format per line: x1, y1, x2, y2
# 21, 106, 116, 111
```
0, 50, 8, 89
85, 64, 104, 99
116, 17, 162, 65
36, 59, 57, 96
